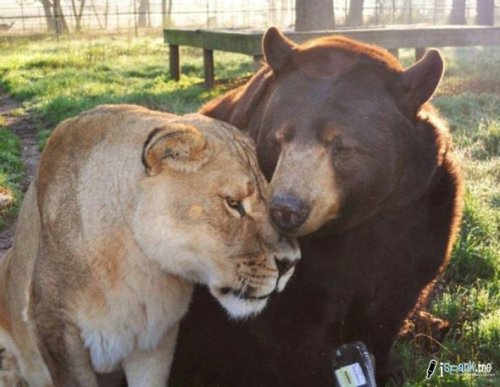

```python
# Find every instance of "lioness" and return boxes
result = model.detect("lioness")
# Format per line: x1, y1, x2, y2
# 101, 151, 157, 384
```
0, 104, 300, 387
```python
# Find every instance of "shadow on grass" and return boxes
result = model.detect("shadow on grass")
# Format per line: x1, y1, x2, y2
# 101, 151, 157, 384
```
36, 81, 215, 148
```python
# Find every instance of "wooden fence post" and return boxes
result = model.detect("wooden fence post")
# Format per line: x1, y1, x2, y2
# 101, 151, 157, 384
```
169, 44, 180, 81
415, 47, 426, 61
203, 48, 215, 89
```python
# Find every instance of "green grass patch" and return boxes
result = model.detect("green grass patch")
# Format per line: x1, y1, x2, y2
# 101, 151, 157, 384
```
397, 47, 500, 386
0, 127, 23, 230
0, 36, 254, 148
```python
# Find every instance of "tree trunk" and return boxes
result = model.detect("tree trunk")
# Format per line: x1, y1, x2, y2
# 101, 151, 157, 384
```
161, 0, 174, 27
53, 0, 69, 33
295, 0, 334, 31
90, 0, 103, 29
347, 0, 364, 26
71, 0, 85, 31
138, 0, 150, 28
161, 0, 167, 27
39, 0, 56, 32
449, 0, 466, 24
476, 0, 494, 25
104, 0, 109, 28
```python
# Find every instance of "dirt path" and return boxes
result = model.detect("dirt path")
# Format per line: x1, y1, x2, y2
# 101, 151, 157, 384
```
0, 92, 40, 260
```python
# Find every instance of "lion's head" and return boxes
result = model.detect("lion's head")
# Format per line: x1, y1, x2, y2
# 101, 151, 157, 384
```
0, 106, 299, 385
134, 113, 300, 318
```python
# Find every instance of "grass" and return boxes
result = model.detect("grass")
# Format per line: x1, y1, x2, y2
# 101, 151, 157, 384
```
395, 47, 500, 386
0, 36, 498, 385
0, 124, 23, 229
0, 36, 254, 149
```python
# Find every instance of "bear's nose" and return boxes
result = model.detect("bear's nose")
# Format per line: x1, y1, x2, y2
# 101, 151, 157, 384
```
275, 257, 298, 276
270, 194, 309, 232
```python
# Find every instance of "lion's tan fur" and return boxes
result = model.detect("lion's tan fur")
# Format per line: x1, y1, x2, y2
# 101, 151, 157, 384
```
0, 104, 299, 386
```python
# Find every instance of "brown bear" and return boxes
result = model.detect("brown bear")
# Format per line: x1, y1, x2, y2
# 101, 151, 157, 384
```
170, 28, 463, 386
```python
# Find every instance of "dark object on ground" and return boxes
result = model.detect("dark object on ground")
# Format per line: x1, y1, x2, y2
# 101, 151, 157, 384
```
332, 341, 376, 387
171, 28, 463, 386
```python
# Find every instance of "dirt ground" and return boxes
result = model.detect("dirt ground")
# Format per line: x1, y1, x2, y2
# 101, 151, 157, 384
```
0, 92, 40, 260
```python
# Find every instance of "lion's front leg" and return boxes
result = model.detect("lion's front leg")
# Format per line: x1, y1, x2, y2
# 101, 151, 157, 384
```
122, 323, 179, 387
36, 317, 98, 387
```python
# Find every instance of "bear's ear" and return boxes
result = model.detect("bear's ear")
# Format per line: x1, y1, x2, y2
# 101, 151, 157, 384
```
263, 27, 296, 72
399, 49, 444, 113
142, 123, 210, 175
200, 67, 273, 130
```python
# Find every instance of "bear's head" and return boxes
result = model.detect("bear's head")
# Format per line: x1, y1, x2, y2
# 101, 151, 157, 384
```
223, 28, 448, 236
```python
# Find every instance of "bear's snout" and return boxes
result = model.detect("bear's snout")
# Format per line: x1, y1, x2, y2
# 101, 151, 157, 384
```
269, 194, 309, 232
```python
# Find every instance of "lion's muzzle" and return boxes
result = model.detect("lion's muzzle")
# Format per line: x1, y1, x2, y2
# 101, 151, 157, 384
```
210, 286, 270, 319
210, 237, 300, 320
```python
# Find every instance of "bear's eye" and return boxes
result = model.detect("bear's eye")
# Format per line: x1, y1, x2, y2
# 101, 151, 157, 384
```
269, 135, 281, 150
226, 197, 246, 217
331, 137, 342, 150
331, 137, 352, 155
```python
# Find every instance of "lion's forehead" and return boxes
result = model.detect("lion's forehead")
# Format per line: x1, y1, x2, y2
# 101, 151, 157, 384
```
207, 131, 267, 200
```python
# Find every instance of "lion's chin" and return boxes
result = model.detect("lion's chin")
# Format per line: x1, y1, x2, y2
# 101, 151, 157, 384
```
210, 289, 269, 319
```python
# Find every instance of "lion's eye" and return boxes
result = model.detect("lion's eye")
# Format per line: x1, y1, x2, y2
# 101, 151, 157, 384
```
226, 197, 246, 217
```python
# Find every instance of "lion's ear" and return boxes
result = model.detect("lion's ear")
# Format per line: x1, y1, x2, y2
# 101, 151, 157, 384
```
142, 124, 210, 175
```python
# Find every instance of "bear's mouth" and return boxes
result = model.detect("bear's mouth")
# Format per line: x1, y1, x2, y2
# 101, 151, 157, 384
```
218, 287, 274, 301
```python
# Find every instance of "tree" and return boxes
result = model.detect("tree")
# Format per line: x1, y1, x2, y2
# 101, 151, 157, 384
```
70, 0, 85, 31
295, 0, 334, 31
39, 0, 68, 33
449, 0, 466, 24
39, 0, 56, 31
104, 0, 109, 28
53, 0, 69, 33
89, 0, 103, 29
161, 0, 173, 28
476, 0, 494, 25
346, 0, 364, 26
138, 0, 151, 28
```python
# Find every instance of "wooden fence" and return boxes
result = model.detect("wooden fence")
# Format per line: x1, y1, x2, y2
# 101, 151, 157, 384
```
164, 26, 500, 89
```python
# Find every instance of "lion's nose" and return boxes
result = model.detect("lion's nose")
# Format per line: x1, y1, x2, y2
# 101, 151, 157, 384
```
275, 257, 298, 276
270, 194, 309, 232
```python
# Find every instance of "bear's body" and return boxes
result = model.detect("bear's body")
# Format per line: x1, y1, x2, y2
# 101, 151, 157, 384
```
171, 29, 462, 386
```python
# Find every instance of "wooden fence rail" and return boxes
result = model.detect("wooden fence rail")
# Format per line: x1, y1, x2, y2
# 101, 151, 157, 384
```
164, 26, 500, 89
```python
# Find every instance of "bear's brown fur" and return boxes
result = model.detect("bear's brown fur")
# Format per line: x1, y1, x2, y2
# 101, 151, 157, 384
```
171, 28, 463, 386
